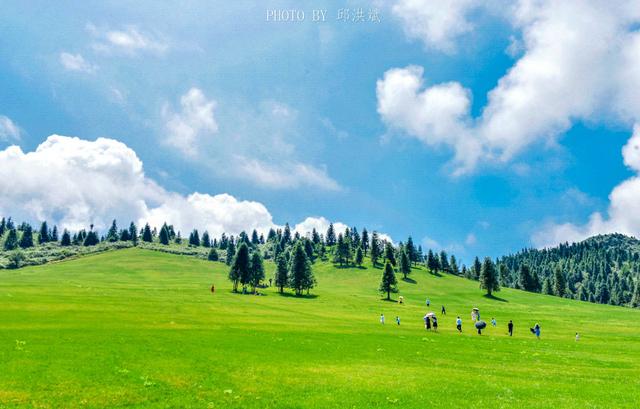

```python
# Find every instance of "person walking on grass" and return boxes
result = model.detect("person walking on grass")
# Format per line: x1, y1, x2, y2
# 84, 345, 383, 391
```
396, 316, 401, 325
380, 314, 385, 325
456, 316, 462, 333
491, 317, 497, 327
530, 323, 541, 339
508, 320, 513, 336
432, 316, 438, 332
424, 315, 431, 330
426, 298, 430, 307
441, 305, 446, 315
575, 332, 580, 341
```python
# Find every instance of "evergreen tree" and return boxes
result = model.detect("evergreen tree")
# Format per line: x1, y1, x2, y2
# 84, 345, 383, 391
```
405, 236, 417, 265
51, 225, 58, 242
379, 261, 398, 300
208, 248, 219, 261
38, 221, 50, 244
361, 229, 370, 255
553, 266, 567, 297
83, 230, 99, 246
142, 223, 153, 242
249, 251, 265, 292
471, 257, 481, 279
399, 249, 411, 279
311, 228, 321, 245
119, 229, 130, 241
439, 250, 450, 272
202, 231, 211, 247
517, 265, 534, 291
159, 224, 170, 245
226, 241, 236, 266
60, 229, 71, 246
631, 281, 640, 308
106, 219, 118, 242
0, 217, 5, 237
129, 222, 138, 245
427, 250, 439, 273
450, 254, 460, 275
289, 242, 314, 296
229, 243, 250, 292
3, 228, 18, 250
596, 281, 610, 304
479, 257, 500, 296
355, 246, 364, 266
7, 250, 25, 269
542, 277, 553, 294
174, 232, 182, 244
370, 231, 381, 266
326, 223, 336, 246
498, 264, 510, 286
188, 229, 200, 246
384, 241, 396, 266
18, 225, 34, 248
283, 223, 292, 245
334, 234, 352, 266
274, 255, 288, 293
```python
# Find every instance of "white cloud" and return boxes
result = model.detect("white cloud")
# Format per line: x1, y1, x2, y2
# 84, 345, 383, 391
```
380, 0, 640, 175
239, 158, 341, 191
88, 24, 168, 56
391, 0, 477, 53
0, 115, 21, 142
465, 233, 477, 246
59, 52, 97, 73
163, 87, 218, 156
294, 217, 348, 238
0, 134, 343, 239
533, 125, 640, 247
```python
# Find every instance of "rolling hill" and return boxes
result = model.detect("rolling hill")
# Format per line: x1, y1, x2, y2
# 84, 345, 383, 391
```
1, 247, 640, 408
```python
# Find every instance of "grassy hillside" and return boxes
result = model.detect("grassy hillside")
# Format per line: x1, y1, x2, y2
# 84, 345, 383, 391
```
1, 248, 640, 408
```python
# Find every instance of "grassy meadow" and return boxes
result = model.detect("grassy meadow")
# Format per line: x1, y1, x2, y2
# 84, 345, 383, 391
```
1, 248, 640, 408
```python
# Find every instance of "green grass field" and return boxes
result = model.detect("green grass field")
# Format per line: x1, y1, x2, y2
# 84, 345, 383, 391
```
2, 248, 640, 408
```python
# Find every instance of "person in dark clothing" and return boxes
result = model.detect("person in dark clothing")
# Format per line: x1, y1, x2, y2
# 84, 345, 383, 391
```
441, 305, 446, 315
432, 317, 438, 332
508, 320, 513, 336
426, 316, 432, 330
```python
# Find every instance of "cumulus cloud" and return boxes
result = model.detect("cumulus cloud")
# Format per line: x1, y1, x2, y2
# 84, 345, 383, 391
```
59, 52, 97, 73
163, 88, 218, 156
0, 134, 346, 238
380, 0, 640, 174
533, 125, 640, 247
293, 217, 348, 238
391, 0, 477, 53
239, 158, 341, 191
0, 115, 21, 142
88, 24, 168, 56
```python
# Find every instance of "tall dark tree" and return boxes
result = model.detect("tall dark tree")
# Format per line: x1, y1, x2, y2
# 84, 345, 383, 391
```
370, 231, 381, 266
251, 229, 260, 245
159, 224, 170, 245
311, 228, 321, 245
249, 251, 265, 292
289, 242, 314, 296
405, 236, 417, 265
450, 254, 460, 275
542, 277, 552, 295
51, 225, 59, 242
553, 266, 567, 297
326, 223, 336, 246
129, 222, 138, 245
498, 264, 510, 286
38, 221, 50, 244
379, 261, 398, 300
3, 228, 18, 250
355, 246, 364, 266
106, 220, 119, 242
229, 243, 250, 292
517, 265, 534, 291
208, 248, 219, 261
384, 241, 396, 266
202, 231, 211, 247
0, 217, 5, 237
334, 234, 352, 266
226, 241, 236, 266
471, 257, 482, 279
399, 249, 411, 279
142, 223, 153, 243
439, 250, 450, 272
361, 229, 369, 255
188, 229, 200, 246
282, 223, 292, 245
83, 229, 99, 246
274, 255, 288, 293
60, 229, 71, 246
18, 224, 34, 249
630, 280, 640, 308
427, 250, 439, 273
479, 257, 500, 296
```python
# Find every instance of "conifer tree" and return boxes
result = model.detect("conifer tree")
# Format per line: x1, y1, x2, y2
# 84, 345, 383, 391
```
188, 229, 200, 246
405, 236, 417, 265
427, 250, 439, 273
370, 231, 381, 266
229, 243, 250, 292
18, 224, 34, 248
142, 223, 153, 243
542, 277, 552, 294
202, 231, 211, 247
384, 241, 396, 266
289, 242, 314, 296
251, 229, 260, 245
517, 265, 534, 291
274, 255, 288, 293
249, 251, 265, 292
283, 223, 292, 245
450, 254, 460, 275
379, 261, 398, 300
553, 266, 567, 297
208, 247, 219, 261
361, 228, 369, 255
471, 256, 481, 279
60, 229, 71, 246
355, 246, 364, 266
83, 229, 99, 246
226, 241, 236, 266
439, 250, 450, 272
0, 217, 5, 237
326, 223, 336, 246
106, 220, 118, 242
38, 221, 50, 244
631, 280, 640, 308
3, 228, 18, 250
399, 249, 411, 279
479, 257, 500, 296
159, 224, 170, 245
129, 222, 138, 245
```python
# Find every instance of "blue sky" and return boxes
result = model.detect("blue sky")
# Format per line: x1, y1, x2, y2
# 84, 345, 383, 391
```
2, 0, 640, 263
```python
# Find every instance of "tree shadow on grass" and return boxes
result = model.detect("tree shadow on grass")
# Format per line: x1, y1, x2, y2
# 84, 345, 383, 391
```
402, 277, 417, 284
381, 297, 401, 303
483, 293, 508, 303
277, 292, 319, 299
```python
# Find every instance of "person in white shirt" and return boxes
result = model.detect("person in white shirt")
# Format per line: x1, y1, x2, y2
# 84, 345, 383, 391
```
380, 314, 385, 325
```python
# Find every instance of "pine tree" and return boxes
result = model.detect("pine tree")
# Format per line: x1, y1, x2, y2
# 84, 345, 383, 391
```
83, 227, 99, 246
229, 243, 250, 292
51, 225, 59, 242
289, 242, 314, 296
249, 251, 265, 292
471, 257, 481, 279
355, 246, 364, 266
498, 264, 510, 286
202, 231, 211, 247
326, 223, 336, 246
450, 254, 460, 275
142, 224, 153, 242
38, 221, 50, 244
405, 236, 417, 265
384, 242, 396, 266
283, 223, 292, 245
631, 281, 640, 308
18, 225, 34, 248
174, 232, 182, 244
129, 222, 138, 245
60, 229, 72, 246
274, 255, 288, 293
334, 234, 351, 266
479, 257, 500, 296
159, 224, 170, 245
106, 219, 118, 242
439, 250, 450, 272
542, 277, 552, 294
226, 241, 236, 266
188, 229, 200, 246
361, 229, 369, 255
208, 248, 219, 261
0, 217, 5, 237
379, 261, 398, 300
427, 250, 439, 273
370, 232, 381, 266
399, 249, 411, 279
3, 228, 18, 250
553, 266, 567, 297
518, 265, 534, 291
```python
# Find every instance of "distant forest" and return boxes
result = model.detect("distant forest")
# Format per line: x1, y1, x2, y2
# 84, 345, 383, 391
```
1, 217, 638, 308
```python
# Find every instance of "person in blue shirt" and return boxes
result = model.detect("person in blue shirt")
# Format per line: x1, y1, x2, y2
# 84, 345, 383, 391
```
396, 316, 401, 325
456, 316, 462, 333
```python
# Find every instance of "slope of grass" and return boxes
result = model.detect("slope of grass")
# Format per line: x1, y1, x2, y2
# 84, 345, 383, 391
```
1, 248, 639, 408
